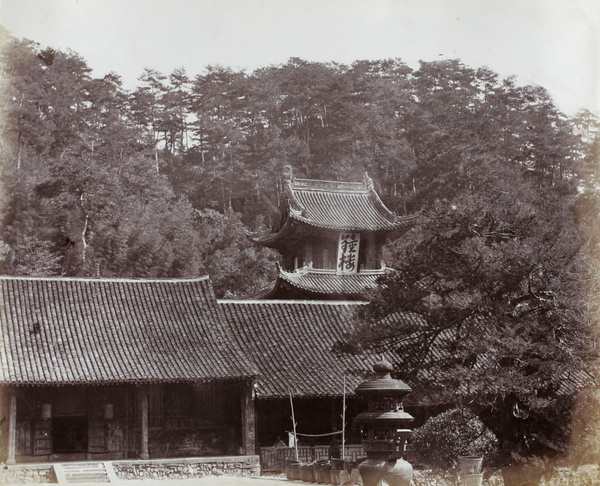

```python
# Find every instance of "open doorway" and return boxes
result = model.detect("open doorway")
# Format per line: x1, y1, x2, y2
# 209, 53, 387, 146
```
52, 416, 88, 453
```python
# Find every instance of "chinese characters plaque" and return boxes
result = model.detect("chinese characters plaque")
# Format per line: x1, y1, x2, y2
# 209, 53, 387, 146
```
337, 233, 361, 274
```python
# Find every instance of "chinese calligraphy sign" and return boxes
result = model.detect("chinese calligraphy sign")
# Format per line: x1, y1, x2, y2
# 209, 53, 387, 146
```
337, 233, 361, 274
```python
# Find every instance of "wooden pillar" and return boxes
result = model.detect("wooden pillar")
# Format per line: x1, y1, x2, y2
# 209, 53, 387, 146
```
376, 234, 383, 268
241, 381, 256, 455
305, 241, 313, 268
330, 398, 337, 432
7, 390, 16, 465
138, 386, 149, 460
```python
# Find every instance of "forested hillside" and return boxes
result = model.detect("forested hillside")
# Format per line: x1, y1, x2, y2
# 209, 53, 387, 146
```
1, 30, 599, 302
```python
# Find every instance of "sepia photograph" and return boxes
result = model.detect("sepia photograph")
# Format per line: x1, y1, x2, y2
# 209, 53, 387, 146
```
0, 0, 599, 484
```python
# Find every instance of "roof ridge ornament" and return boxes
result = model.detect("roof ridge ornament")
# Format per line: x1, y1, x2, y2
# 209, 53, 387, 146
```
363, 172, 374, 191
283, 165, 294, 184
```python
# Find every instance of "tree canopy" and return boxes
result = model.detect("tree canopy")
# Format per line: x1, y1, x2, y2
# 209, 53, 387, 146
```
339, 158, 593, 454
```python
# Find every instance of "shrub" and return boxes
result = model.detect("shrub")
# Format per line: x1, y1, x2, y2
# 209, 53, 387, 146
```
410, 407, 498, 469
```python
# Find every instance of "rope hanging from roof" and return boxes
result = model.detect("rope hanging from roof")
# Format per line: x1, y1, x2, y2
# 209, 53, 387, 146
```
285, 430, 343, 438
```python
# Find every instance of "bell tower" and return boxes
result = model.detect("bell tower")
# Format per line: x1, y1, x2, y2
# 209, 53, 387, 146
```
249, 167, 417, 300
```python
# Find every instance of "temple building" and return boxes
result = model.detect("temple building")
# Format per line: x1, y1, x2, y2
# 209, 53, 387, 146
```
250, 167, 417, 300
0, 277, 258, 464
0, 170, 423, 469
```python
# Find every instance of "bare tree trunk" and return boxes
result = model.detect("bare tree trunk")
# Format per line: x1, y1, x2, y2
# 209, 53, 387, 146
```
16, 92, 24, 171
16, 130, 22, 171
79, 194, 89, 264
81, 213, 89, 263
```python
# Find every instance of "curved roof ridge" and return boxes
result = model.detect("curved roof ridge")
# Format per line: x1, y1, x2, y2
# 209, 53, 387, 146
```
218, 299, 366, 305
366, 184, 399, 220
0, 275, 211, 284
278, 266, 381, 297
292, 177, 368, 193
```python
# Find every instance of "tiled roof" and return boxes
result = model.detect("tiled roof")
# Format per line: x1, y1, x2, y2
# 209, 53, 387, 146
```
277, 267, 382, 298
219, 300, 421, 399
287, 177, 416, 232
3, 275, 589, 399
0, 277, 256, 385
249, 175, 417, 248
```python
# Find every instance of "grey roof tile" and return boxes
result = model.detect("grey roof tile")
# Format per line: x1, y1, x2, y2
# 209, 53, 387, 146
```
250, 176, 418, 248
218, 299, 418, 399
0, 277, 255, 385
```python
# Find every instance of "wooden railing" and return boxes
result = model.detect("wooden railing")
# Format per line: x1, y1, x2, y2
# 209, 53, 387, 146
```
259, 444, 365, 472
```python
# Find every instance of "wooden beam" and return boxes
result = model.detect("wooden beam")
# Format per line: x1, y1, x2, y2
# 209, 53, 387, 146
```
7, 390, 16, 465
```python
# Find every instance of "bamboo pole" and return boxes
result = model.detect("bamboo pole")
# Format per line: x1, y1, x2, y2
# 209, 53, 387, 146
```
341, 376, 346, 460
289, 390, 299, 461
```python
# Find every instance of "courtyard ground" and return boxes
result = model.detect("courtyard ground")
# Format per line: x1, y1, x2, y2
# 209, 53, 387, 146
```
2, 475, 296, 486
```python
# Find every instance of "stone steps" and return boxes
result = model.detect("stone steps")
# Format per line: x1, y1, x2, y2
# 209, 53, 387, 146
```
53, 461, 117, 483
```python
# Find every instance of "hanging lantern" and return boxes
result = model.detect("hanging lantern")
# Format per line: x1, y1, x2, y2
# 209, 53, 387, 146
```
103, 403, 114, 420
41, 403, 52, 420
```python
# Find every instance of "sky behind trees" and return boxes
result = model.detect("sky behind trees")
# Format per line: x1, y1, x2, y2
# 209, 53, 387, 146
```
1, 0, 598, 115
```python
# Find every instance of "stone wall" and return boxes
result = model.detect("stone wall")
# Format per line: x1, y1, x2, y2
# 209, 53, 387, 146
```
1, 462, 597, 484
114, 455, 260, 481
148, 429, 226, 458
0, 464, 55, 484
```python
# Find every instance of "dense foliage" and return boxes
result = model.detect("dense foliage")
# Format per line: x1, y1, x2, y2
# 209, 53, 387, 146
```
337, 106, 600, 457
411, 408, 498, 468
1, 29, 599, 458
0, 30, 278, 295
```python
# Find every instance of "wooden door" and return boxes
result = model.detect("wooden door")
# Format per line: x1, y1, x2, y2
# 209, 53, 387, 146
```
32, 420, 51, 455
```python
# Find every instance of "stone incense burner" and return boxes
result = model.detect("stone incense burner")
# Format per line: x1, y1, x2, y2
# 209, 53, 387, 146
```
354, 359, 414, 486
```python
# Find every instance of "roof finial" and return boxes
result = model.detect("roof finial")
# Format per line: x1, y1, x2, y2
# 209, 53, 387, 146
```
363, 172, 374, 191
373, 357, 394, 377
283, 165, 294, 183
